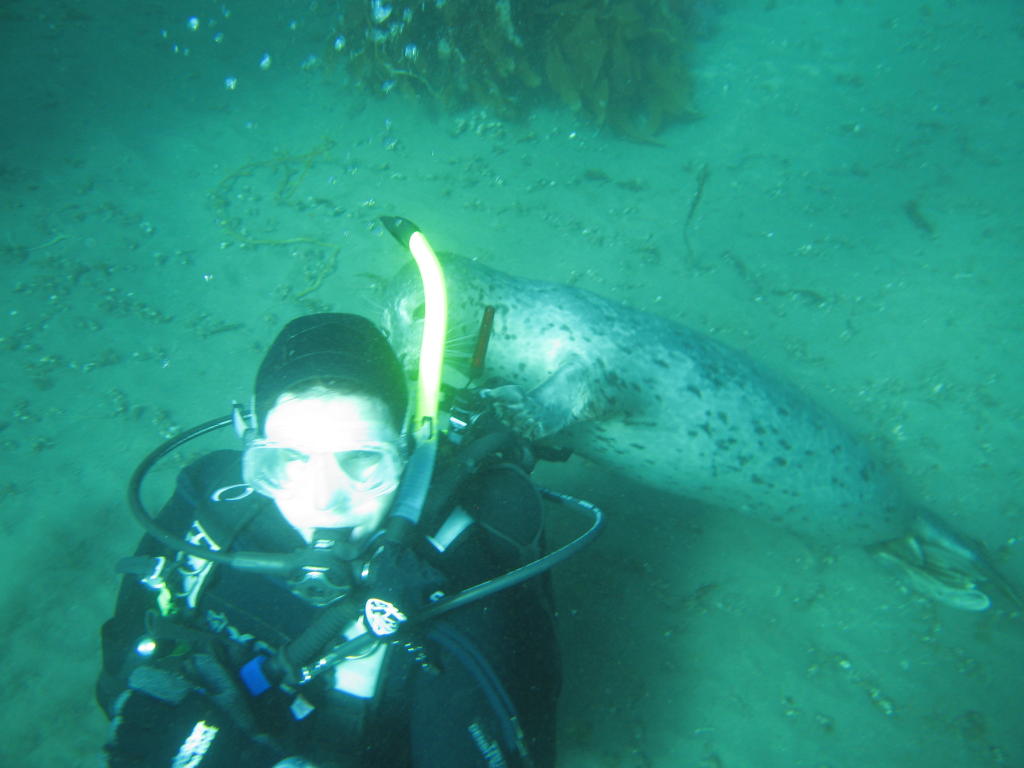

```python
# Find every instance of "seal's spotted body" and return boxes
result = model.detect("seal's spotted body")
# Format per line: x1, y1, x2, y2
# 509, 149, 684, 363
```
383, 254, 908, 546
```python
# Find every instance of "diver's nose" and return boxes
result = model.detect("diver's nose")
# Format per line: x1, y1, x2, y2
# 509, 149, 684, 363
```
309, 454, 349, 511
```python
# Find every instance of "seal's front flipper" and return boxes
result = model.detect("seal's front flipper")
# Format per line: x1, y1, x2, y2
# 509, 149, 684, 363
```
480, 355, 599, 440
871, 512, 1022, 612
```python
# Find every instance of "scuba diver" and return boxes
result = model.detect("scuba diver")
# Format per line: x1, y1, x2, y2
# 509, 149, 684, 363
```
95, 220, 602, 768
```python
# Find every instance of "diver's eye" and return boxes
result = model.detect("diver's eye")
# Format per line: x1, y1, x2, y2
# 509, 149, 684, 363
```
337, 450, 384, 483
280, 448, 310, 466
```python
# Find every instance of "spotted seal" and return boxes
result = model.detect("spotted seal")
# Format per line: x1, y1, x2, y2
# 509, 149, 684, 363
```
380, 253, 1015, 610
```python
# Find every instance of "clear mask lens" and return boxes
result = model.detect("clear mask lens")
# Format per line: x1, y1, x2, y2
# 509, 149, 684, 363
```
243, 441, 401, 498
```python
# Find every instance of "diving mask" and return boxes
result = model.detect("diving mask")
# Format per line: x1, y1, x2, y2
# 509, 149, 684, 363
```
243, 440, 402, 499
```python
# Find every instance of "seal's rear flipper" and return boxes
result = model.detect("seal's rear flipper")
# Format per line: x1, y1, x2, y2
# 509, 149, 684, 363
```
872, 536, 992, 611
871, 512, 1022, 612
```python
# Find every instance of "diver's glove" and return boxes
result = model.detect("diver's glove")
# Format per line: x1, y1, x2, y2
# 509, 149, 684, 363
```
361, 539, 447, 626
104, 687, 285, 768
105, 648, 286, 768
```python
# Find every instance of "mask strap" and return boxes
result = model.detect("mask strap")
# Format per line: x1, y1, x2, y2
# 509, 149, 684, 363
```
233, 398, 259, 442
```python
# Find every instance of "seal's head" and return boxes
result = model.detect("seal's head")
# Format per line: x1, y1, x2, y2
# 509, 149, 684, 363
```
379, 260, 427, 376
380, 255, 484, 380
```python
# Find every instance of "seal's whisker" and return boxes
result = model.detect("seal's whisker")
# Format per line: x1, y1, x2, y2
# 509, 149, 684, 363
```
444, 323, 476, 352
445, 333, 476, 348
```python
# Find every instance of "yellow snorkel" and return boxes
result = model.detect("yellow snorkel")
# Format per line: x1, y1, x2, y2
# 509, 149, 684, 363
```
384, 219, 446, 439
379, 216, 447, 536
379, 216, 447, 442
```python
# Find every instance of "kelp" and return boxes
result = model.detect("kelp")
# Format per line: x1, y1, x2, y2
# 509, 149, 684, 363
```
334, 0, 697, 140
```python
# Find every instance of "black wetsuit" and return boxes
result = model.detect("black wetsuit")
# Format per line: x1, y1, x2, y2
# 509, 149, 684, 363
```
97, 448, 559, 768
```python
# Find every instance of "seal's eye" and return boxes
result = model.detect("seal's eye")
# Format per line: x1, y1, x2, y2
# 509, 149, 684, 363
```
398, 297, 425, 326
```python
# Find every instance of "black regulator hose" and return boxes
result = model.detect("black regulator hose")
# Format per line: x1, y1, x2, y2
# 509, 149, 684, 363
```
418, 487, 603, 620
127, 416, 241, 566
126, 415, 333, 575
268, 590, 367, 685
305, 488, 604, 669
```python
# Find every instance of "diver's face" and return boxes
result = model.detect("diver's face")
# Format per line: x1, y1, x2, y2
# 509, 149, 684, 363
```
259, 392, 403, 543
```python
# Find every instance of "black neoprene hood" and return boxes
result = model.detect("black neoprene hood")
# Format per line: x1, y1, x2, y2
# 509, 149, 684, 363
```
253, 313, 408, 433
